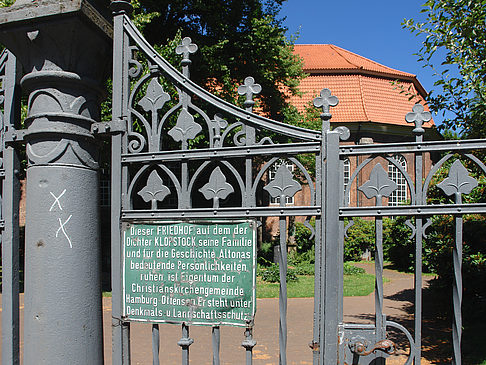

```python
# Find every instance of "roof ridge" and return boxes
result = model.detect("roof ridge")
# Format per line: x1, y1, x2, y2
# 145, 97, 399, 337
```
327, 44, 415, 78
329, 44, 360, 70
358, 74, 370, 121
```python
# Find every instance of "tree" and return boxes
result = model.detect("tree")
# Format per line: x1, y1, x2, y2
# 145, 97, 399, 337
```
129, 0, 306, 122
403, 0, 486, 138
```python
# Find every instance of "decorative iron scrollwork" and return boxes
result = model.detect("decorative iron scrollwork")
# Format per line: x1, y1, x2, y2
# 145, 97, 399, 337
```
264, 164, 302, 203
199, 167, 234, 208
358, 163, 397, 205
138, 78, 170, 115
437, 159, 478, 203
137, 170, 171, 209
168, 108, 202, 144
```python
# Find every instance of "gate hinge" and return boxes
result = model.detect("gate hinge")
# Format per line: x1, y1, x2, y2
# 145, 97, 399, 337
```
91, 119, 127, 135
4, 127, 27, 144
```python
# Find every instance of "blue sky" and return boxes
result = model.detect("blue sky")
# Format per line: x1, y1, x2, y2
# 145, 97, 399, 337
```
280, 0, 443, 121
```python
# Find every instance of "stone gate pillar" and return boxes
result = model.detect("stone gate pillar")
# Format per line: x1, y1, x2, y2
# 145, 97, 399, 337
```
0, 1, 112, 364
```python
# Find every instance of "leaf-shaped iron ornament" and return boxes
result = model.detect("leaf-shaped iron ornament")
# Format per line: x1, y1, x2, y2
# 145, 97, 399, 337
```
138, 78, 170, 113
264, 164, 302, 204
358, 163, 398, 205
168, 109, 202, 146
138, 170, 171, 209
437, 160, 478, 203
199, 167, 234, 208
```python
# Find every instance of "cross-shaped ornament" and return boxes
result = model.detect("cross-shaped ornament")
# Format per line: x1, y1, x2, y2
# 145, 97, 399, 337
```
313, 88, 339, 130
176, 37, 198, 77
238, 76, 262, 111
405, 104, 431, 139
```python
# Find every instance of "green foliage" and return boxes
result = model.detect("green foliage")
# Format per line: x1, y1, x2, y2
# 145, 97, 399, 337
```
258, 263, 299, 283
383, 216, 416, 272
344, 218, 376, 262
257, 242, 275, 266
288, 247, 315, 275
293, 221, 314, 253
404, 0, 486, 137
131, 0, 306, 123
0, 0, 14, 7
343, 262, 365, 275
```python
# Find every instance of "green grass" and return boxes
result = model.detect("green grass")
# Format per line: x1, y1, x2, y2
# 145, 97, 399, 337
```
101, 273, 379, 299
256, 273, 378, 298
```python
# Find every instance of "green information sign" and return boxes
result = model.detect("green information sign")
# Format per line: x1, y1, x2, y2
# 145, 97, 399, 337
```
123, 220, 256, 326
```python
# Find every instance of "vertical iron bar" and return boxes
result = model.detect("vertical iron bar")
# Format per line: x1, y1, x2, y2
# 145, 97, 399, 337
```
212, 326, 221, 365
178, 323, 194, 365
245, 99, 255, 206
320, 130, 340, 365
278, 206, 288, 365
242, 326, 256, 365
414, 133, 424, 365
1, 50, 20, 365
414, 218, 423, 365
375, 217, 384, 337
337, 157, 345, 322
111, 6, 132, 364
152, 324, 160, 365
452, 191, 463, 365
312, 153, 322, 364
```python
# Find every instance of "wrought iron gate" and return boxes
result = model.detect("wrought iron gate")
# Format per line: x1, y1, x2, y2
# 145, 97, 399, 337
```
0, 49, 21, 365
1, 3, 486, 365
103, 5, 486, 365
106, 4, 324, 364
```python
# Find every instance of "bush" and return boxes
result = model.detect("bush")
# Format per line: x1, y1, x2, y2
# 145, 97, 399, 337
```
294, 221, 314, 252
259, 263, 299, 283
258, 242, 275, 266
344, 218, 375, 261
343, 262, 365, 275
383, 216, 416, 272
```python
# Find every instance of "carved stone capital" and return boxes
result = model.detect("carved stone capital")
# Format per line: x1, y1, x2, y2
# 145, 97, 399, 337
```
0, 1, 112, 168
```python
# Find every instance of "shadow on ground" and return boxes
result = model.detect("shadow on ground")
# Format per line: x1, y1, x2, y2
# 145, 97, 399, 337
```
381, 281, 485, 364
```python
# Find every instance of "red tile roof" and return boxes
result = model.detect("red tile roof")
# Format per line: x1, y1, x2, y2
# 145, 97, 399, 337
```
291, 44, 434, 128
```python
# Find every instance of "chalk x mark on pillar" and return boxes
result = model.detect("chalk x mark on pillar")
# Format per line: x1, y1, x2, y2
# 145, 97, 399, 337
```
49, 189, 66, 211
56, 214, 73, 248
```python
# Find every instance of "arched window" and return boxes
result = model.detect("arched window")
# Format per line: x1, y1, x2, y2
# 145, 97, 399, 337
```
388, 154, 407, 206
343, 158, 350, 205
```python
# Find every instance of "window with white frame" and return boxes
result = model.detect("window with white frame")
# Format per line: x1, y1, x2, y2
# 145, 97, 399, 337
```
343, 158, 350, 205
388, 154, 407, 206
269, 160, 295, 205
